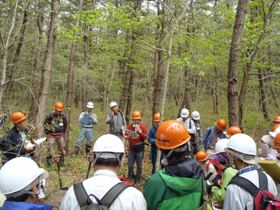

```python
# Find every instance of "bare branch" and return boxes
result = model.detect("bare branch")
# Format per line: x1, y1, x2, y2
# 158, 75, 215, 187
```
134, 35, 167, 51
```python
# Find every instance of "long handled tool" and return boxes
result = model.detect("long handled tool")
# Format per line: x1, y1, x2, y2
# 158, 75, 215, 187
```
53, 155, 68, 190
86, 155, 94, 179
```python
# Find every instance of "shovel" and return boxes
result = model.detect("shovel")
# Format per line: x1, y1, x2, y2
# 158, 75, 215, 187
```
86, 155, 94, 179
53, 155, 68, 190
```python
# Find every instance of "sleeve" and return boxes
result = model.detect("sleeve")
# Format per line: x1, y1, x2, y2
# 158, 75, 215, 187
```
143, 176, 162, 210
78, 112, 84, 123
91, 113, 97, 125
43, 114, 51, 134
148, 127, 156, 144
105, 114, 112, 124
130, 190, 147, 210
202, 128, 211, 149
2, 132, 26, 156
223, 185, 243, 210
139, 124, 147, 141
59, 187, 80, 210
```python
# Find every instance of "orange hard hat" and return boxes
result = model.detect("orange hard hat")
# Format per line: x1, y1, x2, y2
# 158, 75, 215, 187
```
11, 112, 26, 124
156, 120, 191, 150
153, 113, 160, 122
54, 102, 64, 111
132, 111, 141, 120
272, 124, 280, 131
273, 116, 280, 123
226, 126, 241, 137
196, 150, 208, 162
215, 119, 227, 131
273, 133, 280, 149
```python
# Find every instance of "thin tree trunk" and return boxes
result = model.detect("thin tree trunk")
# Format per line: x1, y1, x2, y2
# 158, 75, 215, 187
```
35, 0, 60, 136
0, 0, 19, 109
258, 68, 269, 120
227, 0, 249, 126
64, 0, 84, 154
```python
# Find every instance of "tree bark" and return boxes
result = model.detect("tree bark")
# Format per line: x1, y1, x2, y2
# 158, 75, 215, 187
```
35, 0, 60, 136
258, 68, 269, 120
227, 0, 249, 126
64, 0, 84, 154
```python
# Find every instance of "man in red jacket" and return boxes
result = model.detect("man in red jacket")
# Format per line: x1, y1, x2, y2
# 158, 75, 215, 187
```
125, 111, 147, 184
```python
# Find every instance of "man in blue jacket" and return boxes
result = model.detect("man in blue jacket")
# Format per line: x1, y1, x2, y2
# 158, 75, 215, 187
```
0, 157, 52, 210
148, 113, 161, 174
202, 119, 227, 154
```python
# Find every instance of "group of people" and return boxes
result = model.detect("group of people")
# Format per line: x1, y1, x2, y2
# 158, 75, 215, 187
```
0, 104, 280, 210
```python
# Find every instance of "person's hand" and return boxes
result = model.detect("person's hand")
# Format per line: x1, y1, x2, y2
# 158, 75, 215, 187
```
26, 145, 35, 152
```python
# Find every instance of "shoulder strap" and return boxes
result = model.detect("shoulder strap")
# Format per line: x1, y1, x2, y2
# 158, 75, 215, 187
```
100, 182, 129, 208
257, 169, 268, 191
230, 175, 259, 197
74, 182, 92, 207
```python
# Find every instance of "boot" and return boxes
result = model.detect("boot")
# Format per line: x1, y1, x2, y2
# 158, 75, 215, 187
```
46, 156, 52, 167
74, 146, 80, 156
59, 154, 65, 167
85, 145, 92, 157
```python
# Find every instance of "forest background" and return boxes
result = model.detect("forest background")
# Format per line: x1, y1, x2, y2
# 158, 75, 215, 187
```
0, 0, 280, 208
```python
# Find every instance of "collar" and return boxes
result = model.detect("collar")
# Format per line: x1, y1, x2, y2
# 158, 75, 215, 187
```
236, 165, 258, 176
94, 169, 118, 178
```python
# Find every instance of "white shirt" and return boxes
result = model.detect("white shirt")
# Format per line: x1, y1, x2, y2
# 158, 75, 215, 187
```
176, 117, 196, 134
223, 170, 278, 210
59, 169, 147, 210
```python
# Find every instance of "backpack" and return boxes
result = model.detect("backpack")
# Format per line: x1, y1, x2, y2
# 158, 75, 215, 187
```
74, 182, 130, 210
229, 169, 280, 210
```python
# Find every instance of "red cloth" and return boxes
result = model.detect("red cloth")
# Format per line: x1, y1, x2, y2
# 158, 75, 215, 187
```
126, 123, 147, 150
47, 133, 64, 138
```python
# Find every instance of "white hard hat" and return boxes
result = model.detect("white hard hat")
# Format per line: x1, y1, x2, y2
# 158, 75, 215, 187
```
269, 127, 280, 138
227, 133, 256, 164
93, 134, 124, 154
0, 157, 47, 198
191, 111, 200, 120
86, 101, 94, 109
261, 135, 274, 147
180, 108, 189, 118
215, 138, 229, 154
110, 101, 118, 108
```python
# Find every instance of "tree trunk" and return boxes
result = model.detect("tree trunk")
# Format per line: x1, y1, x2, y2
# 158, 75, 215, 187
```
227, 0, 249, 126
0, 0, 19, 109
35, 0, 60, 136
64, 0, 84, 154
258, 68, 269, 120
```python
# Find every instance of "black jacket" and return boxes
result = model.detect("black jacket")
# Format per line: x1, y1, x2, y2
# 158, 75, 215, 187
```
0, 126, 29, 164
43, 111, 67, 136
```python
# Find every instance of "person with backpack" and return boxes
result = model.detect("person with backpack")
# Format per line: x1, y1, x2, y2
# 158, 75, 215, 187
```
74, 101, 97, 156
0, 112, 34, 165
59, 134, 146, 210
148, 113, 161, 174
105, 101, 126, 142
224, 133, 278, 210
143, 120, 207, 210
0, 157, 52, 210
177, 108, 198, 154
124, 110, 147, 184
202, 119, 227, 155
43, 102, 67, 166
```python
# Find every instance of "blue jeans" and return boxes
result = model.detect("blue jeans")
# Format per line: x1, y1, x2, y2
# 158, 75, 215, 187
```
76, 127, 93, 146
128, 150, 144, 182
150, 144, 158, 174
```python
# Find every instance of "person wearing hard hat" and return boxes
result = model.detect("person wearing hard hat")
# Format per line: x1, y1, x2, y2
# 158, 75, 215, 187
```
0, 157, 52, 210
177, 108, 198, 154
43, 102, 67, 166
148, 113, 161, 174
225, 126, 241, 138
224, 134, 278, 209
259, 126, 280, 160
273, 116, 280, 125
191, 111, 202, 145
143, 120, 206, 210
74, 101, 97, 156
209, 139, 237, 209
273, 133, 280, 161
202, 119, 227, 154
60, 134, 146, 210
196, 150, 218, 185
0, 112, 34, 165
105, 101, 126, 142
124, 111, 147, 184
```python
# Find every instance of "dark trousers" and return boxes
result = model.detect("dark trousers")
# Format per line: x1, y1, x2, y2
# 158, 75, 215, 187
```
150, 144, 158, 174
127, 150, 144, 182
